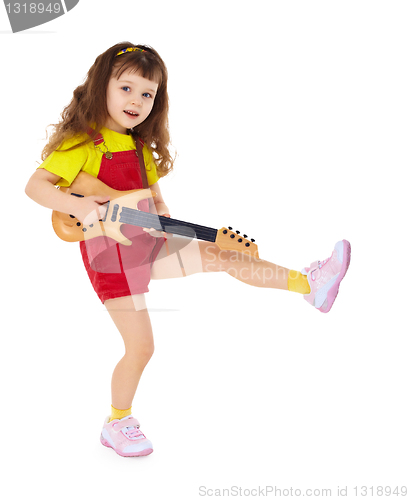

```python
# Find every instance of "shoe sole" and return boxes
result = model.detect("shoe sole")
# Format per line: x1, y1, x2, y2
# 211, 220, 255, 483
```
100, 434, 153, 457
319, 240, 351, 313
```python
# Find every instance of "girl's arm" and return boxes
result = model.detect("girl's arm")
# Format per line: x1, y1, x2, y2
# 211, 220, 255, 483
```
143, 181, 171, 237
25, 168, 110, 224
149, 181, 170, 217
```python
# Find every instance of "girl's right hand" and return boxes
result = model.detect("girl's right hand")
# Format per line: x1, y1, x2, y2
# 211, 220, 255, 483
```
74, 195, 111, 225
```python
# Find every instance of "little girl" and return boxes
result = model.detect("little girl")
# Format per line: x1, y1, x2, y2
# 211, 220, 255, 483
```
25, 42, 351, 458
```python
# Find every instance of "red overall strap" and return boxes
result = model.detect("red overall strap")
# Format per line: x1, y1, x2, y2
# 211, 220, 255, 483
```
135, 138, 149, 189
86, 127, 104, 145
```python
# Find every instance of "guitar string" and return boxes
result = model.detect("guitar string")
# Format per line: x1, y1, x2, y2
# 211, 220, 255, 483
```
119, 208, 218, 242
120, 217, 217, 241
120, 211, 217, 235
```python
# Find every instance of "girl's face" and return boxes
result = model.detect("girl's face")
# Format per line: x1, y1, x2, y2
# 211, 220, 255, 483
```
105, 68, 159, 134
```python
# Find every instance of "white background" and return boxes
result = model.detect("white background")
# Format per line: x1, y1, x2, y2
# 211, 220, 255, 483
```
1, 1, 408, 498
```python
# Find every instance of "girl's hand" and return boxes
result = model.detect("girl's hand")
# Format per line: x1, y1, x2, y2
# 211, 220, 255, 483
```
74, 195, 111, 225
143, 213, 171, 238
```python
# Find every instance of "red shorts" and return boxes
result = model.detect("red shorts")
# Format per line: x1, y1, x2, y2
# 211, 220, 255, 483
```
80, 228, 165, 303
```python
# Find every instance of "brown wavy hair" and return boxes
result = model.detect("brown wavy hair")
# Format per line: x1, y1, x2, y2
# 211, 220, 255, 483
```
41, 42, 174, 177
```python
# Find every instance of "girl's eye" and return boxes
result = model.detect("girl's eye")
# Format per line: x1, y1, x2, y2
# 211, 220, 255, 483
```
121, 86, 131, 92
143, 92, 152, 98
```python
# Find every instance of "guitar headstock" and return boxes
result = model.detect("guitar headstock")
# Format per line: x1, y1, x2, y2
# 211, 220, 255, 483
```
215, 227, 259, 259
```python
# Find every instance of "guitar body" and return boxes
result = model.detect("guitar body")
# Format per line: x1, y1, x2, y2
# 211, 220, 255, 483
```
52, 172, 260, 258
52, 172, 154, 246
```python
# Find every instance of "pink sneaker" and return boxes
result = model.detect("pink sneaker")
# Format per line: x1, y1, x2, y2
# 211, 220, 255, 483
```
302, 240, 351, 313
100, 415, 153, 457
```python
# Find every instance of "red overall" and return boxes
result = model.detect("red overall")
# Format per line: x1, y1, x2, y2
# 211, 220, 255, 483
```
79, 135, 165, 303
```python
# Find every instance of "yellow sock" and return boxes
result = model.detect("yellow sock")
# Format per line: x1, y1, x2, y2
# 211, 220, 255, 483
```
287, 270, 311, 294
109, 405, 132, 422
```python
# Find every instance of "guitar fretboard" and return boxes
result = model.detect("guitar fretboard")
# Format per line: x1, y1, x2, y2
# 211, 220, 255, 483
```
119, 207, 218, 242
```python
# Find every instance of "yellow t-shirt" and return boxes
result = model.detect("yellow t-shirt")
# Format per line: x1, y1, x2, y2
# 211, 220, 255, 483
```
39, 127, 160, 187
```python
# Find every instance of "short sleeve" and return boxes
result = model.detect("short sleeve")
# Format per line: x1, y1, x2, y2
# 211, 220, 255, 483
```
142, 145, 160, 186
38, 137, 89, 187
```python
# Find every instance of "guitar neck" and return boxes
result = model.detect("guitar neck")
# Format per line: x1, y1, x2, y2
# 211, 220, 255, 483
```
119, 207, 218, 242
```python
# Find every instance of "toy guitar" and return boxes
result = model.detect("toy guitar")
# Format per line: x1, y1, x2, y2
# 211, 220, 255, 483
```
52, 172, 259, 258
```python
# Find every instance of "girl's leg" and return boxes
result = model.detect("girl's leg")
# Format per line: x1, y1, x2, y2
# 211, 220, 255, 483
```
151, 236, 350, 313
151, 237, 292, 290
105, 294, 154, 411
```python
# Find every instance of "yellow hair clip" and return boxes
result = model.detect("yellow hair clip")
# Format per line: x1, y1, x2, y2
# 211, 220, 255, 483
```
116, 47, 145, 56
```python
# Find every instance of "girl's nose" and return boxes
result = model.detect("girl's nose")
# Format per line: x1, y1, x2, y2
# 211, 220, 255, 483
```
131, 97, 142, 106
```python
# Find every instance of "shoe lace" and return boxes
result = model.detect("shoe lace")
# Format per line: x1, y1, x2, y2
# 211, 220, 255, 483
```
310, 258, 329, 281
124, 426, 145, 440
317, 258, 328, 270
113, 417, 146, 440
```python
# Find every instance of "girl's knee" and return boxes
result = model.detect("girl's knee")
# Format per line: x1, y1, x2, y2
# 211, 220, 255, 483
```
126, 342, 155, 366
143, 343, 155, 362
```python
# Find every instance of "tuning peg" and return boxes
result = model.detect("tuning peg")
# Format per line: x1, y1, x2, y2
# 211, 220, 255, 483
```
236, 230, 240, 234
228, 226, 233, 230
251, 238, 255, 242
243, 234, 248, 238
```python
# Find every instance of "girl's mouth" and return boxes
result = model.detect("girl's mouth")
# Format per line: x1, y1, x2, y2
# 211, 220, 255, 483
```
124, 110, 139, 117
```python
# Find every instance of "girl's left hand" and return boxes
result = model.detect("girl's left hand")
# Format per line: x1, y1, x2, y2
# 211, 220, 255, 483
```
143, 213, 171, 238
